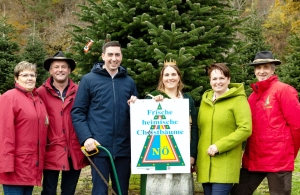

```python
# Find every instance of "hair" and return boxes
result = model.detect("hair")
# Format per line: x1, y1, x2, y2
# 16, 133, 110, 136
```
14, 61, 37, 78
271, 63, 276, 70
102, 41, 121, 54
268, 63, 276, 70
254, 63, 276, 71
207, 63, 230, 78
157, 65, 184, 97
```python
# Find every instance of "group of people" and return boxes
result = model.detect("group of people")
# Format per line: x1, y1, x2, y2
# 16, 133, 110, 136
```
195, 51, 300, 195
0, 51, 88, 195
0, 40, 299, 195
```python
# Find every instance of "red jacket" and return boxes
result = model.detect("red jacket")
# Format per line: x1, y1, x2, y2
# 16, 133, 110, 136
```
0, 84, 48, 186
37, 78, 88, 171
242, 75, 300, 172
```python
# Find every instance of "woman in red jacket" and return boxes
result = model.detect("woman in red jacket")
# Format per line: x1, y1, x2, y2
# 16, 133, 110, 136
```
0, 61, 49, 195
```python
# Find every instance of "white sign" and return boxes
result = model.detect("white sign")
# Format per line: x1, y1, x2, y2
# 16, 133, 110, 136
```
130, 99, 190, 174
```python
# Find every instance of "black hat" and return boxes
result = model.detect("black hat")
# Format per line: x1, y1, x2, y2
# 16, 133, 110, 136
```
249, 51, 281, 66
44, 51, 76, 71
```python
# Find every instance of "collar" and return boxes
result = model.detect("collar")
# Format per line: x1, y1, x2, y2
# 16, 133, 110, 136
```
103, 65, 119, 78
251, 75, 278, 93
15, 83, 37, 96
50, 77, 69, 98
212, 88, 229, 101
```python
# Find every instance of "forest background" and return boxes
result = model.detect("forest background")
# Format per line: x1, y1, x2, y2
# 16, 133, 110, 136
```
1, 0, 300, 194
1, 0, 300, 104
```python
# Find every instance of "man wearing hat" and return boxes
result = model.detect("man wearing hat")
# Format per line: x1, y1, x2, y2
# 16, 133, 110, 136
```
231, 51, 300, 195
37, 51, 88, 195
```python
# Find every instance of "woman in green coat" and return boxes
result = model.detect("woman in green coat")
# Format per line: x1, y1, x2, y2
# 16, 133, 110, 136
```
196, 63, 252, 195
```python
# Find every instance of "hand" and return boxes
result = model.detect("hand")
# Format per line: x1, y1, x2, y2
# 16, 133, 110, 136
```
153, 95, 164, 102
190, 157, 195, 166
190, 157, 196, 173
192, 164, 197, 173
207, 144, 218, 156
84, 138, 100, 152
127, 95, 138, 105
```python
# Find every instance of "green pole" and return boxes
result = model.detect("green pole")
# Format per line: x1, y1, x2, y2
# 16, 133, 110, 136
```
140, 174, 147, 195
97, 145, 122, 195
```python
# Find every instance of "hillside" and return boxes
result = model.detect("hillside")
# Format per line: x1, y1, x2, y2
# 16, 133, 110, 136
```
0, 0, 89, 54
1, 0, 279, 55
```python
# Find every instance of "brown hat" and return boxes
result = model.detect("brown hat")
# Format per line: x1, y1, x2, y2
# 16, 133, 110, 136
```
44, 51, 76, 71
249, 51, 281, 66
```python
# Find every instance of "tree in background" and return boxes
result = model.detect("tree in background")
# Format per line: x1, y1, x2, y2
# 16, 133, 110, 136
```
69, 0, 244, 102
0, 16, 20, 94
0, 0, 87, 54
263, 0, 300, 56
22, 34, 48, 87
226, 7, 271, 95
277, 34, 300, 96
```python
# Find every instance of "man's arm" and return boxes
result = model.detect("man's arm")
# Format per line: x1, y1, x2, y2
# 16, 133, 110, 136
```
71, 76, 94, 147
280, 85, 300, 158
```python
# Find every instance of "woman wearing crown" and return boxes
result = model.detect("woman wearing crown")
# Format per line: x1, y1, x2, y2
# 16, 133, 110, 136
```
141, 59, 198, 194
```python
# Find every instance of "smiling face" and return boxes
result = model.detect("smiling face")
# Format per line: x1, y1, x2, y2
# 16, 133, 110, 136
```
162, 66, 180, 90
15, 69, 36, 92
210, 69, 230, 96
254, 63, 275, 81
101, 46, 122, 75
49, 60, 71, 83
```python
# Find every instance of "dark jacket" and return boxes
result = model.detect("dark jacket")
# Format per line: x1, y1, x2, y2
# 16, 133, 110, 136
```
0, 84, 48, 186
71, 62, 138, 157
145, 90, 198, 159
37, 78, 88, 171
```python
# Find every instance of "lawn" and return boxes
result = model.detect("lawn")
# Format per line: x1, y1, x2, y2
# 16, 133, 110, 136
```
0, 155, 300, 195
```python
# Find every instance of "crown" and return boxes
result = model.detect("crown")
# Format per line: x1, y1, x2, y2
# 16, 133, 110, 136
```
164, 59, 177, 66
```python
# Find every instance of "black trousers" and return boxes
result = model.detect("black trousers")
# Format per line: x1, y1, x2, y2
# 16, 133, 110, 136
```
41, 158, 81, 195
231, 168, 292, 195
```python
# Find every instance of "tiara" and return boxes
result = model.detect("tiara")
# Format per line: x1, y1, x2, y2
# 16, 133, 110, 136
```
164, 59, 177, 66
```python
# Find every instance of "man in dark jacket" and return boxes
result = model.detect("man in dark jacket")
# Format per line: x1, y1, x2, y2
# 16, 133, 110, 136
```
38, 52, 88, 195
71, 41, 138, 195
231, 51, 300, 195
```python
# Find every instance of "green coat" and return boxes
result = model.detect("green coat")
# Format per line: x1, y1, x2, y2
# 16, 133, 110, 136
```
145, 90, 198, 159
196, 83, 252, 183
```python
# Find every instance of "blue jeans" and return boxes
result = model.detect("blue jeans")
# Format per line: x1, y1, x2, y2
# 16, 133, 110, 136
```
2, 185, 33, 195
202, 183, 233, 195
91, 156, 131, 195
41, 158, 81, 195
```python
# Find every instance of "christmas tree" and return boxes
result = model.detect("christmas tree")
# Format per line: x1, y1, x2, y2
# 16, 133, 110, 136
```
0, 17, 20, 94
226, 10, 271, 95
278, 34, 300, 96
22, 34, 48, 87
69, 0, 244, 102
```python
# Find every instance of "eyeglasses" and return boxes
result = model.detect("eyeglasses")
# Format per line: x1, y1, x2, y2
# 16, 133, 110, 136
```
18, 74, 37, 78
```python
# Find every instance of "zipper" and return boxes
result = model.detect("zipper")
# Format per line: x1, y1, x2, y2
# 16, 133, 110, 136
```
112, 78, 116, 158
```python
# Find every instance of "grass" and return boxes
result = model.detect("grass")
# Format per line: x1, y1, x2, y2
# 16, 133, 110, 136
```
0, 156, 300, 195
252, 154, 300, 195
